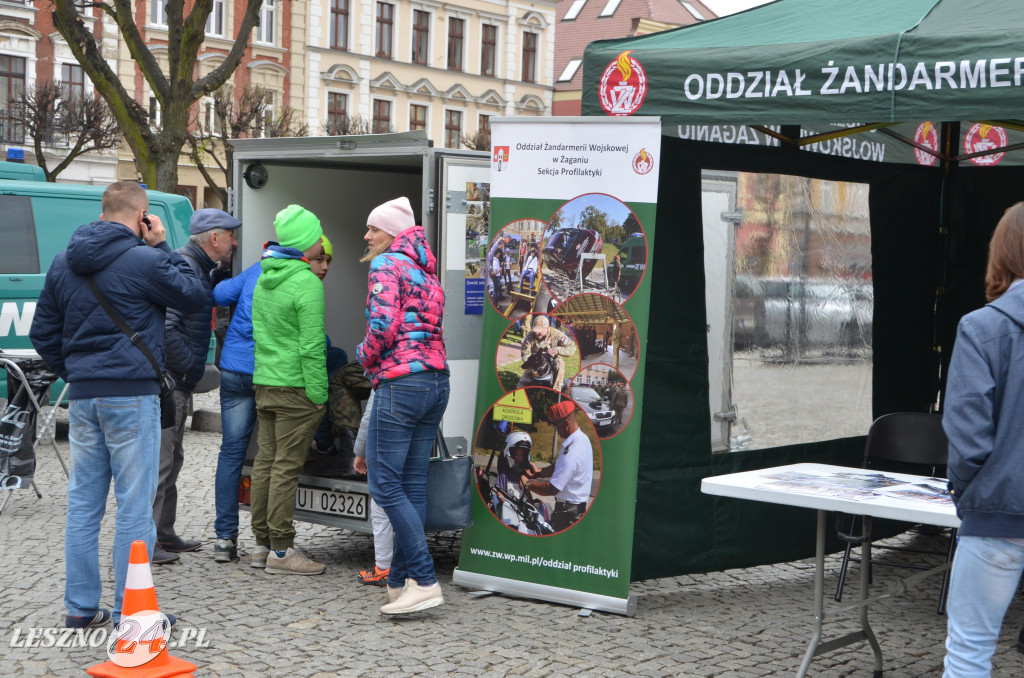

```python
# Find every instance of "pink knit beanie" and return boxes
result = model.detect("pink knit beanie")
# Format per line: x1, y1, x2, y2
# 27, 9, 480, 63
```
367, 197, 415, 238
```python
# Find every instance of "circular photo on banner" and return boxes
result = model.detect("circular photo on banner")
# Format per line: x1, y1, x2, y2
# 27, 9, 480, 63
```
570, 365, 633, 440
473, 387, 602, 536
495, 313, 580, 394
485, 219, 552, 320
551, 293, 639, 381
540, 193, 647, 307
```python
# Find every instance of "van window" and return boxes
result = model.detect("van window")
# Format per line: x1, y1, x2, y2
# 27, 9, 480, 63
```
0, 195, 40, 273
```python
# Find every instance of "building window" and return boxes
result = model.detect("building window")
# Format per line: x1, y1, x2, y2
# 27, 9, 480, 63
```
201, 96, 217, 134
563, 0, 587, 20
412, 10, 429, 65
521, 32, 537, 83
259, 92, 276, 137
372, 99, 391, 133
330, 0, 349, 50
480, 24, 497, 77
598, 0, 622, 17
0, 55, 25, 143
557, 58, 582, 82
477, 114, 491, 147
61, 64, 86, 99
409, 104, 427, 131
150, 0, 167, 25
376, 3, 394, 59
680, 1, 706, 20
148, 96, 162, 128
447, 18, 464, 71
327, 92, 348, 133
444, 109, 462, 149
205, 0, 224, 36
256, 0, 275, 44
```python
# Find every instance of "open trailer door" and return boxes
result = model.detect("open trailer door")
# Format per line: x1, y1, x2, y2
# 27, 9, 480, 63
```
434, 151, 491, 451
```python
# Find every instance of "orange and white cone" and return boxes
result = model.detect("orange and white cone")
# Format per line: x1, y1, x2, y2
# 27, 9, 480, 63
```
87, 540, 197, 678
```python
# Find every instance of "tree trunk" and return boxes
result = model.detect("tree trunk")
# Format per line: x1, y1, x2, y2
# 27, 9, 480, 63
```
155, 151, 181, 193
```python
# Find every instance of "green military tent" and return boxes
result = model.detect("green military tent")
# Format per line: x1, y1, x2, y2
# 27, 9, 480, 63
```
581, 0, 1024, 579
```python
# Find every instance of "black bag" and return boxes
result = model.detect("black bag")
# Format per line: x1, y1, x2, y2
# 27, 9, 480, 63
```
158, 372, 176, 430
87, 277, 177, 429
424, 433, 473, 532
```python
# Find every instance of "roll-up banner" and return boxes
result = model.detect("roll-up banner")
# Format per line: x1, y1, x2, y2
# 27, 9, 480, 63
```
453, 117, 661, 615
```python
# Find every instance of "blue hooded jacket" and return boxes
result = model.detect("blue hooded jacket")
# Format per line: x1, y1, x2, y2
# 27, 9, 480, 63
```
29, 220, 206, 399
213, 260, 262, 375
944, 280, 1024, 537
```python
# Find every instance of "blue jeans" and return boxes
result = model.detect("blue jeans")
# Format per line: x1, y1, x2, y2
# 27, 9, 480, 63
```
214, 369, 256, 540
944, 536, 1024, 677
366, 371, 449, 588
65, 396, 160, 621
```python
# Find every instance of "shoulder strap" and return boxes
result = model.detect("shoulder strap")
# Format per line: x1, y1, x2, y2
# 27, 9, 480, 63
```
87, 276, 163, 381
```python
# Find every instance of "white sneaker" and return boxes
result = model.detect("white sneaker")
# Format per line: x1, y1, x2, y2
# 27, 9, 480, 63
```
265, 548, 326, 576
386, 581, 406, 602
250, 545, 270, 569
380, 579, 443, 615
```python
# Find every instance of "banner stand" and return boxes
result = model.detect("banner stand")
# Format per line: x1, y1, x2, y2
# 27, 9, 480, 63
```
453, 568, 637, 616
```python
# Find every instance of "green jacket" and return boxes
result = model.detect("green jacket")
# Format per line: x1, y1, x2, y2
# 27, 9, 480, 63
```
252, 255, 327, 404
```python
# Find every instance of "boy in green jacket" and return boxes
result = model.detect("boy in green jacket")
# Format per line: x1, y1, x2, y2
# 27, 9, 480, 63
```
250, 204, 328, 575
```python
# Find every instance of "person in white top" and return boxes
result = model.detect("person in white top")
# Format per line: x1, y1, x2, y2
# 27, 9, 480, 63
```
520, 245, 540, 292
520, 400, 593, 531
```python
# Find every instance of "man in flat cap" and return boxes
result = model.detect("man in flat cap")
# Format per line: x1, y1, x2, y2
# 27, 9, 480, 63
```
520, 400, 594, 532
153, 208, 241, 564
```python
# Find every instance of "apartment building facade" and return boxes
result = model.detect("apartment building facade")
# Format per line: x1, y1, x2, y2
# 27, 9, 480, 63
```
1, 0, 554, 202
306, 0, 556, 147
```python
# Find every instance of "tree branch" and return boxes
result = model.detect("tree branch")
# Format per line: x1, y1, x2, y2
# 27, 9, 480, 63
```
192, 0, 266, 99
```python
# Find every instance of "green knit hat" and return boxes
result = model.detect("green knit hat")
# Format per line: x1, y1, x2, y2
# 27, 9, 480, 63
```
274, 204, 323, 252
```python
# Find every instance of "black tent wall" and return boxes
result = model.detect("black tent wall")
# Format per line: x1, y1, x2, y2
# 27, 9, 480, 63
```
632, 135, 1024, 581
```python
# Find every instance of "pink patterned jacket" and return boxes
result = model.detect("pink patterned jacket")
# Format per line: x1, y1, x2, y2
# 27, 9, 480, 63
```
356, 225, 449, 388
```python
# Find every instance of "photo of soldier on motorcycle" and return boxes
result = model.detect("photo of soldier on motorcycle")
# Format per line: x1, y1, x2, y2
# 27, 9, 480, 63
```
494, 313, 580, 394
474, 388, 601, 536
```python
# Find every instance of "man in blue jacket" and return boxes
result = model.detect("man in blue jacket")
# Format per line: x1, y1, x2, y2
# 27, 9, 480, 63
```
29, 181, 206, 628
153, 209, 241, 565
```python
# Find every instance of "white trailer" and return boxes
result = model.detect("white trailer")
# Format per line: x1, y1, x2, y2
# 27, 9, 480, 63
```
229, 132, 489, 533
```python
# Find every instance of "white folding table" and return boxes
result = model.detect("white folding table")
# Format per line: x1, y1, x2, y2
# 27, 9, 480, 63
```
701, 462, 959, 678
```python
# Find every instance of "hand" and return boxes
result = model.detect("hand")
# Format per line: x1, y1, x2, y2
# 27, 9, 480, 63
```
353, 456, 367, 474
141, 213, 166, 247
315, 403, 325, 411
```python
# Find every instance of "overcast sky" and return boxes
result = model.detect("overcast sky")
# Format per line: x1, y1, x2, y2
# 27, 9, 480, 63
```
700, 0, 771, 17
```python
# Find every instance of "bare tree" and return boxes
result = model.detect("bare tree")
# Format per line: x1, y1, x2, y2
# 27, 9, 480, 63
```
322, 114, 376, 136
52, 0, 266, 191
15, 81, 121, 182
188, 84, 308, 206
461, 129, 491, 152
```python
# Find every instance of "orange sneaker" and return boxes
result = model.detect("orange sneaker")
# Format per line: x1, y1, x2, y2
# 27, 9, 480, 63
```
359, 565, 390, 586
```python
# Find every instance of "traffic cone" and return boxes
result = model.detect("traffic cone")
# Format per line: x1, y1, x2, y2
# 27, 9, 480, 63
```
87, 540, 197, 678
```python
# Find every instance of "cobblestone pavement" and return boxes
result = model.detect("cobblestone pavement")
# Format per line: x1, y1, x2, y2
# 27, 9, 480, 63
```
3, 394, 1024, 677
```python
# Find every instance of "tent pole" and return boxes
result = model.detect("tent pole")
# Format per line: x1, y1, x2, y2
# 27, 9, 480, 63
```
934, 121, 959, 414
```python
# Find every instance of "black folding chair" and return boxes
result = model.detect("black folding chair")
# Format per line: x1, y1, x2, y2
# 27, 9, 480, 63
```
833, 412, 957, 614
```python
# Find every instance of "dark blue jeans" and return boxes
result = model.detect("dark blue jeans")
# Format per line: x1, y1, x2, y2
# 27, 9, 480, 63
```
366, 371, 449, 588
214, 369, 256, 540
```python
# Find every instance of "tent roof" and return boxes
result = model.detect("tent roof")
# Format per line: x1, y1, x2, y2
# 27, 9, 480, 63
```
582, 0, 1024, 126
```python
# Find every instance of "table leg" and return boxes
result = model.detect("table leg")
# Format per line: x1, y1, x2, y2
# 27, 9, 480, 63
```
796, 510, 886, 678
796, 510, 827, 678
860, 517, 883, 677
